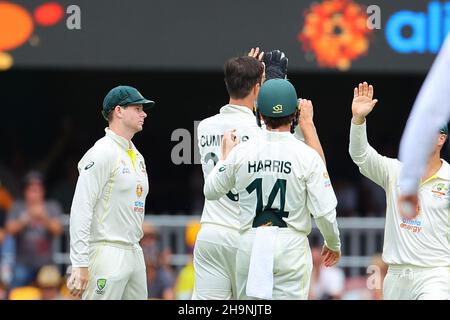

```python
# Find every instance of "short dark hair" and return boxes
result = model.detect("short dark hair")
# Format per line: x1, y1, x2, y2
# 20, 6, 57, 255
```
224, 56, 264, 99
107, 106, 127, 123
261, 114, 295, 129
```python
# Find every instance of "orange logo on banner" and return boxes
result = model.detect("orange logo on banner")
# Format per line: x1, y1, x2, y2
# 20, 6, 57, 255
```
298, 0, 373, 71
0, 1, 64, 71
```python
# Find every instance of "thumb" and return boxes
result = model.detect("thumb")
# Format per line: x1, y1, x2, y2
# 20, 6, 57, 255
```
371, 99, 378, 108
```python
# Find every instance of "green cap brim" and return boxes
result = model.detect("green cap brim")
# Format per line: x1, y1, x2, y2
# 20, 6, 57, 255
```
131, 98, 155, 110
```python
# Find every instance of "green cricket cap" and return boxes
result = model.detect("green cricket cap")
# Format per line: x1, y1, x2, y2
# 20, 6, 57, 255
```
256, 79, 298, 118
440, 124, 448, 135
102, 85, 155, 120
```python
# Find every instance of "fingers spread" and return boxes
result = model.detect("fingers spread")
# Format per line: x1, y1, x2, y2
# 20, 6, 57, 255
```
368, 84, 374, 99
363, 82, 368, 96
258, 51, 264, 61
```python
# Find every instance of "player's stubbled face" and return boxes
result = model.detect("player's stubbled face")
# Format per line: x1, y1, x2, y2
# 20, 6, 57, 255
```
123, 104, 147, 132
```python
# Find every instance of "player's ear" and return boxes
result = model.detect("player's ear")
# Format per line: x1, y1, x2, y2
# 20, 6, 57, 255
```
253, 82, 261, 97
115, 105, 124, 119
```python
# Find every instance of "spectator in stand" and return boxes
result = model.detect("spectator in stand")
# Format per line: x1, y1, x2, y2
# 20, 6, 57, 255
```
36, 265, 64, 300
6, 171, 63, 288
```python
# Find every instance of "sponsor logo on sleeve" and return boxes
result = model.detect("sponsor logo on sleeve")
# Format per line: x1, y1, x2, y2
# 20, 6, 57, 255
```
323, 172, 331, 187
84, 161, 94, 170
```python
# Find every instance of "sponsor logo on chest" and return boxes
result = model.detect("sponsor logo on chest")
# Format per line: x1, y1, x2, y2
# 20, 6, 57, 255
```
430, 182, 450, 200
133, 184, 145, 214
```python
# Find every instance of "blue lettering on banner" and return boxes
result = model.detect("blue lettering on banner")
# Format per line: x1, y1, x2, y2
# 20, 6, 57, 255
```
386, 1, 450, 54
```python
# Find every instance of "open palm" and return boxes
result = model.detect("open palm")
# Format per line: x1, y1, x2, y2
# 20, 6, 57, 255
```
352, 82, 378, 118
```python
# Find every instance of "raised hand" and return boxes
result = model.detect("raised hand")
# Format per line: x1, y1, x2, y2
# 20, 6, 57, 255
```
248, 47, 264, 62
221, 129, 240, 160
263, 49, 288, 81
351, 82, 378, 125
299, 99, 314, 127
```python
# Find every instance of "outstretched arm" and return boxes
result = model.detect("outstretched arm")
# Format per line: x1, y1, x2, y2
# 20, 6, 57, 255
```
204, 131, 239, 200
399, 34, 450, 198
298, 99, 326, 164
349, 82, 397, 189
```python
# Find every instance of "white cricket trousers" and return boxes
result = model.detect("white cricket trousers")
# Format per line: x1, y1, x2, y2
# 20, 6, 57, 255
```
83, 242, 147, 300
384, 265, 450, 300
192, 223, 239, 300
236, 228, 312, 300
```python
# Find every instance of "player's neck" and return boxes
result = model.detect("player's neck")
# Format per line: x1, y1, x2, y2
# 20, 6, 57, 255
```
229, 97, 254, 111
109, 123, 134, 144
423, 151, 442, 180
266, 123, 291, 132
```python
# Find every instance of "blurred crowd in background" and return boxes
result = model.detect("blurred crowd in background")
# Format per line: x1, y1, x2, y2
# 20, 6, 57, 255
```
0, 165, 388, 300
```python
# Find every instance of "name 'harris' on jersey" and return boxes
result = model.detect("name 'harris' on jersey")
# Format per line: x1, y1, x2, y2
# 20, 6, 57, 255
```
225, 130, 337, 233
197, 104, 260, 230
248, 160, 292, 174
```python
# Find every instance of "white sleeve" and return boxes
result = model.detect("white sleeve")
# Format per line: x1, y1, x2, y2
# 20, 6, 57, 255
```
399, 34, 450, 196
315, 209, 341, 252
306, 153, 337, 218
203, 151, 237, 201
349, 121, 397, 189
69, 149, 112, 267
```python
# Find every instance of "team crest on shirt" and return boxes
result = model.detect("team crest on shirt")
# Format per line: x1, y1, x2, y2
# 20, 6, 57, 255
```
431, 183, 450, 199
96, 278, 107, 295
136, 184, 144, 198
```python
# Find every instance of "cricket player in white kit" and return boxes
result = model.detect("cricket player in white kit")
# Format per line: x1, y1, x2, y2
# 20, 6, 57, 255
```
204, 79, 341, 300
194, 49, 327, 299
67, 85, 154, 299
398, 33, 450, 215
194, 54, 264, 300
349, 82, 450, 300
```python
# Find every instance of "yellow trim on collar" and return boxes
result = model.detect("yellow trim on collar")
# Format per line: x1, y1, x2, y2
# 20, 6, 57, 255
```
420, 174, 438, 186
127, 149, 137, 172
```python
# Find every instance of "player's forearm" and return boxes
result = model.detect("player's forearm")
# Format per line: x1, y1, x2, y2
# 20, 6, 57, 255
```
69, 199, 93, 267
349, 120, 369, 164
204, 160, 232, 200
300, 122, 326, 164
315, 209, 341, 252
70, 218, 91, 268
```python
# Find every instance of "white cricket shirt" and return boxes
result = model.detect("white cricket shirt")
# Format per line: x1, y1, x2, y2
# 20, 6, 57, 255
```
350, 121, 450, 266
70, 128, 149, 267
204, 130, 338, 236
197, 104, 260, 230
